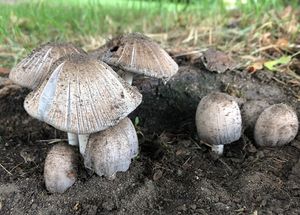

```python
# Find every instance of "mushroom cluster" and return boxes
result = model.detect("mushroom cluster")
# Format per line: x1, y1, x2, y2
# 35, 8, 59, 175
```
195, 92, 299, 155
10, 32, 178, 193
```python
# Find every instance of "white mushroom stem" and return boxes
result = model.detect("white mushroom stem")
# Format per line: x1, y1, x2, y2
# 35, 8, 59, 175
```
123, 72, 133, 85
107, 173, 116, 181
78, 134, 90, 155
67, 133, 78, 146
211, 145, 224, 155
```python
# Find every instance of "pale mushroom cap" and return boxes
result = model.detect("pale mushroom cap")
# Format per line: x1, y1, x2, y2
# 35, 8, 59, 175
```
9, 43, 85, 89
254, 103, 299, 147
84, 117, 138, 178
44, 143, 78, 193
101, 32, 178, 81
195, 92, 242, 145
24, 54, 142, 134
241, 100, 270, 130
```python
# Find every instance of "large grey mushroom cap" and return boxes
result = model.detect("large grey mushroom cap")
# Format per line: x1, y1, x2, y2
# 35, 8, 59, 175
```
195, 92, 242, 146
44, 143, 78, 193
84, 117, 138, 178
100, 32, 178, 82
254, 103, 299, 147
9, 43, 85, 89
24, 53, 142, 134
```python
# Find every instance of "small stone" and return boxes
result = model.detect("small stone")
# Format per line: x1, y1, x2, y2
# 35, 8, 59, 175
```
102, 200, 115, 211
257, 151, 264, 158
214, 202, 230, 211
190, 204, 197, 210
31, 203, 37, 209
177, 204, 187, 211
177, 169, 183, 176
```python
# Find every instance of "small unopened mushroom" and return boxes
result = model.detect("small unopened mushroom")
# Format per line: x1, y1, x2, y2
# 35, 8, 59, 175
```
195, 92, 242, 155
24, 53, 142, 155
84, 117, 138, 179
44, 143, 78, 193
241, 100, 270, 134
254, 103, 299, 147
99, 32, 178, 85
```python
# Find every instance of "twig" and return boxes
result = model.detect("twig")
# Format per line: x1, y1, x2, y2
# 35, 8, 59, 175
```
218, 158, 233, 173
0, 163, 12, 175
36, 138, 67, 144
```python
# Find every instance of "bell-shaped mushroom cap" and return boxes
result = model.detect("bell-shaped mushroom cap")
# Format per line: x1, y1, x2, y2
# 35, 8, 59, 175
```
24, 53, 142, 134
84, 117, 138, 178
254, 103, 299, 147
9, 43, 85, 89
44, 143, 78, 193
101, 32, 178, 81
195, 92, 242, 145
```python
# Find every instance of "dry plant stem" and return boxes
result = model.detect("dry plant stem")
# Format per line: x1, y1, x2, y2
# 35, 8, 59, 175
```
123, 72, 133, 85
212, 145, 224, 155
67, 133, 78, 146
79, 134, 89, 155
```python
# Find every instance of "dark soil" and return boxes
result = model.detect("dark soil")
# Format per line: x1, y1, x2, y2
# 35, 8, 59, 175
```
1, 60, 300, 215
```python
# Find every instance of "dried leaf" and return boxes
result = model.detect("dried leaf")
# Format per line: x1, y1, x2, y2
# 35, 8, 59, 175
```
275, 38, 289, 49
202, 48, 236, 73
247, 61, 264, 73
264, 56, 292, 71
0, 67, 10, 75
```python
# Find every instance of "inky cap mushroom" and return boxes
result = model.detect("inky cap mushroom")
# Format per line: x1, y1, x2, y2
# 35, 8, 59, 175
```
254, 103, 299, 147
241, 100, 270, 134
44, 143, 78, 193
84, 117, 138, 179
100, 32, 178, 84
23, 53, 142, 134
195, 92, 242, 155
9, 43, 85, 89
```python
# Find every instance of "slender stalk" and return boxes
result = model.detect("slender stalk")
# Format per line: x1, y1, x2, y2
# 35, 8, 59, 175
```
211, 145, 224, 155
123, 72, 133, 85
67, 133, 78, 146
78, 134, 90, 155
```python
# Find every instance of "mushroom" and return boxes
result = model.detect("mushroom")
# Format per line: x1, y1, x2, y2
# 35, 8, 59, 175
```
98, 32, 178, 85
44, 143, 78, 193
241, 100, 270, 135
195, 92, 242, 155
24, 53, 142, 155
84, 117, 138, 179
9, 42, 85, 89
9, 42, 86, 146
254, 103, 299, 147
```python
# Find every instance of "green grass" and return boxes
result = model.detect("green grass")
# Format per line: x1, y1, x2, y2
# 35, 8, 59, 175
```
0, 0, 299, 68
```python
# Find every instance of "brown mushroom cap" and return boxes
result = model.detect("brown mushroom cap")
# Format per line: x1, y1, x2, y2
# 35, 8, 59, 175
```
101, 32, 178, 81
195, 92, 242, 146
84, 117, 138, 178
254, 103, 299, 147
9, 43, 85, 89
44, 143, 78, 193
24, 53, 142, 134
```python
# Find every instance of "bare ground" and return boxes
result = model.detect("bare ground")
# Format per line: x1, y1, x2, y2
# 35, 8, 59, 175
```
1, 59, 300, 215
